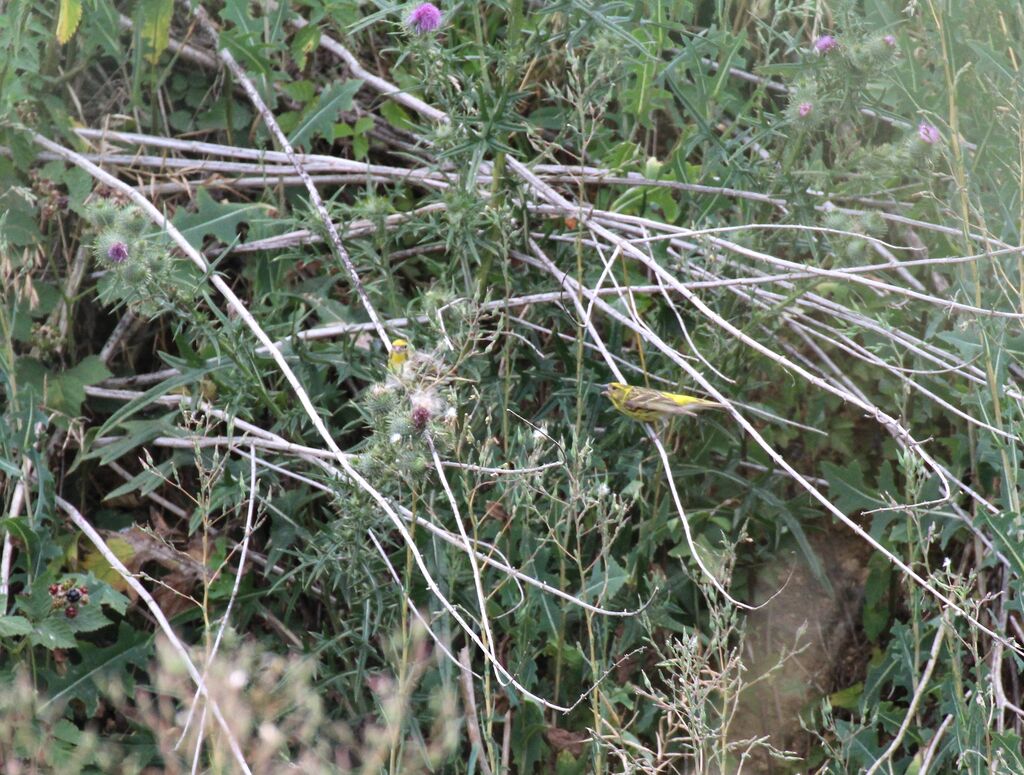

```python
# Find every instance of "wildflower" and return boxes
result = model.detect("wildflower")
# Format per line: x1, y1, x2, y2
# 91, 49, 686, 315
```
228, 670, 248, 689
408, 3, 442, 34
411, 405, 431, 431
798, 102, 813, 118
883, 34, 896, 47
918, 122, 941, 145
813, 35, 838, 54
107, 241, 129, 263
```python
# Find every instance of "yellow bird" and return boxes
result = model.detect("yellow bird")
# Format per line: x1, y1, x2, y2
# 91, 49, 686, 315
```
388, 338, 410, 373
602, 382, 723, 422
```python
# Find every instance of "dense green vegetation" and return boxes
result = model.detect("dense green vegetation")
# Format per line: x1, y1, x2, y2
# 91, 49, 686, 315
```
1, 0, 1023, 771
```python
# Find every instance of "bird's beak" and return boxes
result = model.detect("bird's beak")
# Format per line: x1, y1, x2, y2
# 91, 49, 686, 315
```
600, 383, 611, 397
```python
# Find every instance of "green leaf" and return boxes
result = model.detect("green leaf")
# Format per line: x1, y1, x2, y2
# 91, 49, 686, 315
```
289, 79, 362, 149
14, 355, 110, 418
585, 556, 628, 601
290, 24, 321, 71
0, 615, 33, 637
94, 365, 216, 438
56, 0, 83, 44
820, 460, 885, 514
862, 551, 892, 641
41, 623, 152, 714
66, 605, 112, 635
50, 355, 112, 417
171, 188, 268, 248
31, 617, 77, 650
138, 0, 174, 64
829, 682, 864, 710
380, 99, 416, 132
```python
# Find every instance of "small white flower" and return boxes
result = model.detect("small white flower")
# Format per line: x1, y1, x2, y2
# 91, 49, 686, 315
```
259, 722, 284, 745
445, 407, 457, 420
597, 483, 610, 497
228, 669, 248, 689
389, 432, 403, 444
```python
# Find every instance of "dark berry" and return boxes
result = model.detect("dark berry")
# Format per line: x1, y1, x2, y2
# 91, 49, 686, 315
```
65, 605, 78, 619
66, 588, 81, 603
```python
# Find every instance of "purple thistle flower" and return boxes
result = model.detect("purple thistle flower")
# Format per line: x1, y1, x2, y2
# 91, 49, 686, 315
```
798, 102, 813, 118
107, 241, 129, 263
918, 122, 941, 145
408, 3, 442, 34
883, 34, 897, 47
814, 35, 838, 54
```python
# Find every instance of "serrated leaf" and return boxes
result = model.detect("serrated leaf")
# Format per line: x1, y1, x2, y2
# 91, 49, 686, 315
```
289, 79, 362, 149
56, 0, 83, 44
50, 355, 112, 417
172, 188, 267, 248
820, 460, 885, 514
66, 355, 113, 386
290, 24, 321, 71
0, 615, 33, 637
31, 617, 77, 650
67, 603, 113, 634
41, 623, 152, 714
138, 0, 174, 64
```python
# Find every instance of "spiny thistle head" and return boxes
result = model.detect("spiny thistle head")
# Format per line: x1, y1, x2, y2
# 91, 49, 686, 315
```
917, 122, 941, 145
408, 3, 442, 34
107, 241, 129, 263
813, 35, 838, 55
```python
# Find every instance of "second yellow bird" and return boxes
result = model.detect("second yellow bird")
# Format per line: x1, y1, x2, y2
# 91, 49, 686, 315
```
602, 382, 723, 422
388, 338, 410, 373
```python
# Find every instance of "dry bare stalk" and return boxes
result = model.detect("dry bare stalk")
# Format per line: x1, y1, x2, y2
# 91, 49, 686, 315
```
187, 3, 390, 350
522, 240, 751, 608
688, 261, 1014, 566
583, 232, 961, 509
53, 496, 252, 775
553, 205, 1021, 319
368, 530, 474, 674
792, 319, 1016, 440
425, 433, 501, 683
516, 245, 1019, 651
864, 617, 948, 775
458, 646, 496, 775
682, 255, 1024, 501
177, 444, 259, 756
